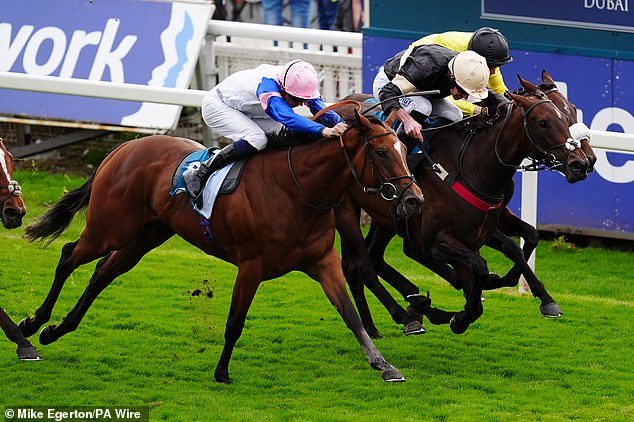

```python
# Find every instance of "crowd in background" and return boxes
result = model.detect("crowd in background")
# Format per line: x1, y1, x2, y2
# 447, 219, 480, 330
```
211, 0, 363, 32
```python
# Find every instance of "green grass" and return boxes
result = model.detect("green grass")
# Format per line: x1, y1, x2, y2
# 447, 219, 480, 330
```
1, 170, 633, 421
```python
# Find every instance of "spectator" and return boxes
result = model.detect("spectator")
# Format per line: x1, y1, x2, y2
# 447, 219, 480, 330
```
334, 0, 363, 32
317, 0, 339, 30
261, 0, 312, 28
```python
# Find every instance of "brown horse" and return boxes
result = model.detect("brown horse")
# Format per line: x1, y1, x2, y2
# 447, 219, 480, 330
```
374, 71, 599, 327
337, 80, 593, 337
19, 110, 423, 383
476, 70, 597, 299
0, 139, 41, 361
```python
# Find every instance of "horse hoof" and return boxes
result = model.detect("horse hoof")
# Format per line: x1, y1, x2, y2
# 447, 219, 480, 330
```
367, 329, 384, 340
17, 346, 42, 361
540, 302, 563, 318
39, 326, 56, 345
403, 321, 426, 336
449, 316, 468, 335
382, 368, 406, 382
214, 371, 233, 385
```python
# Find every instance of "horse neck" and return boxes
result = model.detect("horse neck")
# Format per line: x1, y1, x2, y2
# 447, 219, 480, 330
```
438, 107, 526, 201
288, 137, 357, 207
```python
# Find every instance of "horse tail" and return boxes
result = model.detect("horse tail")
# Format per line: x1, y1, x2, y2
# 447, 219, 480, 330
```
24, 175, 94, 246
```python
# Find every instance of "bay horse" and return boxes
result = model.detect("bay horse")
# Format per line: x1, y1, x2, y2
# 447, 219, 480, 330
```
0, 139, 41, 361
19, 109, 423, 383
373, 71, 599, 329
337, 79, 593, 337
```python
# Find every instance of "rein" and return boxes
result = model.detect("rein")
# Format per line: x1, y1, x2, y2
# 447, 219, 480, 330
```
288, 99, 417, 209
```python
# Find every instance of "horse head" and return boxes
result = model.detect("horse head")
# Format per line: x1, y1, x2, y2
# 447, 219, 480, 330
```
539, 70, 597, 172
343, 107, 423, 218
0, 140, 26, 229
508, 77, 590, 183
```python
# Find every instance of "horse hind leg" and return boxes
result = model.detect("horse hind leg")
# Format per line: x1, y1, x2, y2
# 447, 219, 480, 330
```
20, 239, 99, 337
0, 308, 42, 361
38, 223, 173, 346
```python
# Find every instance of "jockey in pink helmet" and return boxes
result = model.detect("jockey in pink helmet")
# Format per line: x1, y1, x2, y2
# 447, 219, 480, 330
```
183, 60, 348, 208
278, 59, 322, 100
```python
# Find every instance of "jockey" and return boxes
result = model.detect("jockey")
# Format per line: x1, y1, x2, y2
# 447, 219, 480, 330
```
373, 46, 490, 147
405, 27, 513, 118
183, 59, 348, 207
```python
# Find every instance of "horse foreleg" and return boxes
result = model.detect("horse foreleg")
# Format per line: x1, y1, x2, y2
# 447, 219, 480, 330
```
432, 233, 486, 334
337, 205, 383, 338
485, 231, 561, 317
306, 249, 405, 382
364, 224, 426, 335
214, 264, 262, 385
337, 212, 420, 337
0, 307, 41, 361
38, 223, 173, 345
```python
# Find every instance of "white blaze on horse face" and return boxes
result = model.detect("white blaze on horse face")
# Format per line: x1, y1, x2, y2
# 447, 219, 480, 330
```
392, 138, 407, 165
0, 149, 10, 182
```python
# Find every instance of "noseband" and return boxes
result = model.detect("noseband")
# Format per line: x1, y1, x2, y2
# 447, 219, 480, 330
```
496, 96, 580, 172
0, 179, 22, 218
340, 130, 416, 202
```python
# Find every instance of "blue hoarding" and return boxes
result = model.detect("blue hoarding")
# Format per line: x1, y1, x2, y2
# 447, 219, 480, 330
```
0, 0, 213, 129
364, 35, 634, 238
482, 0, 634, 34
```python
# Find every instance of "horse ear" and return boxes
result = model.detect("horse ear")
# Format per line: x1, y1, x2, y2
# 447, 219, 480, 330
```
541, 69, 555, 85
507, 91, 531, 108
517, 74, 539, 93
353, 107, 371, 133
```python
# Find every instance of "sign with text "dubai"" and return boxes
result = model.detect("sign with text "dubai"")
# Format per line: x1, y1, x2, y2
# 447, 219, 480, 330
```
482, 0, 633, 33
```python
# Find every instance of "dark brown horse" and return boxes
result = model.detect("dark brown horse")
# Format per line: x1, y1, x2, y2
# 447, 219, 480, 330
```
371, 71, 599, 329
0, 139, 41, 361
337, 80, 593, 337
19, 110, 423, 383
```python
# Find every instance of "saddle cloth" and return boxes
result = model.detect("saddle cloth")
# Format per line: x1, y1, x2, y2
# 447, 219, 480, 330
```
170, 149, 235, 219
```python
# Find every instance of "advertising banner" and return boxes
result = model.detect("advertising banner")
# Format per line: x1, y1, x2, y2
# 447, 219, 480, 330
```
363, 36, 634, 238
0, 0, 213, 130
482, 0, 634, 33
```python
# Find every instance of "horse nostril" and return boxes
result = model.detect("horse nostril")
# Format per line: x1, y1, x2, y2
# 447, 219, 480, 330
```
406, 196, 423, 210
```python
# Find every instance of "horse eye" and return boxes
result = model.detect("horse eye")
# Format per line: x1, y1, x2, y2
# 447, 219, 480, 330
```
537, 120, 548, 128
376, 148, 387, 158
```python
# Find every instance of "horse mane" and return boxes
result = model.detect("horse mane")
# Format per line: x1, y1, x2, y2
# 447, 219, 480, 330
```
266, 113, 386, 148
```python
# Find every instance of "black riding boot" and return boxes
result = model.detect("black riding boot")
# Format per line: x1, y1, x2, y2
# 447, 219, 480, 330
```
183, 140, 257, 208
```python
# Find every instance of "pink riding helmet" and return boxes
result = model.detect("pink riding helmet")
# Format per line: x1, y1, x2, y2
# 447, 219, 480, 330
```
277, 60, 321, 100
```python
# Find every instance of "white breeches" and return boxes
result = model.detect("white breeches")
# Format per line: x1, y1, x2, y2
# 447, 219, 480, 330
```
373, 67, 463, 122
201, 90, 282, 151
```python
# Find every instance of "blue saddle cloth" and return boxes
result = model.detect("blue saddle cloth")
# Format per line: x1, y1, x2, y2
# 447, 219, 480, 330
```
170, 148, 235, 218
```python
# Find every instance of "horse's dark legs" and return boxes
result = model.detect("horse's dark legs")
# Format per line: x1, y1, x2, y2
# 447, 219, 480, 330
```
38, 223, 173, 345
0, 307, 41, 360
336, 206, 422, 337
484, 230, 562, 317
20, 240, 88, 337
431, 233, 486, 334
337, 204, 382, 338
307, 250, 404, 382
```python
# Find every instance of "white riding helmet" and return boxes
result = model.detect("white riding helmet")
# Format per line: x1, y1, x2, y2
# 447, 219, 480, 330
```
448, 51, 489, 100
277, 60, 321, 100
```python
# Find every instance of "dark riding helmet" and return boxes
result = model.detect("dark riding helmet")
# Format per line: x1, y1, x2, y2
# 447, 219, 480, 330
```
468, 27, 513, 68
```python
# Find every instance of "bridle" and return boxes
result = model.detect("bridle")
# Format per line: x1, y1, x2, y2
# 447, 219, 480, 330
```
495, 94, 580, 172
289, 100, 417, 209
0, 179, 22, 222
